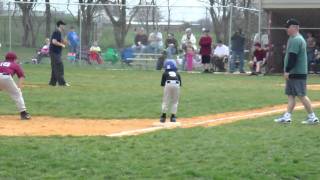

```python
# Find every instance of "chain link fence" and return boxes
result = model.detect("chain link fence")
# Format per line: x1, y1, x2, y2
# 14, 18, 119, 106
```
0, 1, 261, 71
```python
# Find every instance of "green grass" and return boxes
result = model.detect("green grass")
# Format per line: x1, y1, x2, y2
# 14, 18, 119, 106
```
1, 63, 320, 119
1, 111, 320, 179
1, 59, 320, 179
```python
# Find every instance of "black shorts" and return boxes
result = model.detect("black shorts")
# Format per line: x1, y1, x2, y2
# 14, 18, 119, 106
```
201, 55, 211, 64
285, 79, 306, 96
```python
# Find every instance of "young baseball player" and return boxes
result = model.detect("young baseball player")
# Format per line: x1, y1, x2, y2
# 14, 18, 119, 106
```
0, 52, 31, 120
160, 59, 182, 123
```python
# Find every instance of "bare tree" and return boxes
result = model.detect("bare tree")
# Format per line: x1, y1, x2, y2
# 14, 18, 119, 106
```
202, 0, 255, 44
133, 0, 162, 34
79, 0, 100, 47
45, 0, 51, 38
166, 0, 171, 35
100, 0, 142, 49
207, 0, 236, 43
15, 0, 37, 47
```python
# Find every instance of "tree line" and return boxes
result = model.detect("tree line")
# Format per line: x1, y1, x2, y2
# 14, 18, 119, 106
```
13, 0, 257, 48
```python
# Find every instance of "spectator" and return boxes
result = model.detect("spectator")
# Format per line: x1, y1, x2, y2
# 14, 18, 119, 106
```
249, 42, 266, 75
199, 28, 213, 73
89, 41, 103, 64
230, 29, 246, 73
148, 28, 163, 53
133, 27, 148, 53
181, 28, 197, 51
212, 40, 229, 72
181, 28, 197, 70
34, 38, 50, 64
67, 26, 80, 56
186, 42, 195, 72
306, 32, 316, 71
165, 33, 178, 58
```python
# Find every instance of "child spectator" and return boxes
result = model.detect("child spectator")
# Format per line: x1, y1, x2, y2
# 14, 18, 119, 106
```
186, 42, 195, 72
33, 38, 50, 64
0, 52, 31, 120
249, 42, 266, 75
160, 59, 182, 123
89, 41, 103, 64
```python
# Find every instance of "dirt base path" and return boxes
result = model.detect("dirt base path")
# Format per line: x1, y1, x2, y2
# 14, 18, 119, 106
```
1, 101, 320, 137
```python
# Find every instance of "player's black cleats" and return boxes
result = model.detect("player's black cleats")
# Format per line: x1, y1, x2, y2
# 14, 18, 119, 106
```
170, 114, 176, 122
160, 114, 166, 123
20, 111, 31, 120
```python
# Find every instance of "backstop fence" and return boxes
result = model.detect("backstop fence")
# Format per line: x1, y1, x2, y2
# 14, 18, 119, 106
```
0, 1, 262, 70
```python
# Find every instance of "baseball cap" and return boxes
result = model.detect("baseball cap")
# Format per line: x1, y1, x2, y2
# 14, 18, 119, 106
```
5, 51, 17, 62
56, 20, 66, 27
285, 18, 300, 28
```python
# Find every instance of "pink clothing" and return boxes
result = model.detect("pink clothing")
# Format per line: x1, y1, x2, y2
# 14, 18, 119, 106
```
186, 52, 194, 71
0, 61, 25, 78
40, 45, 50, 54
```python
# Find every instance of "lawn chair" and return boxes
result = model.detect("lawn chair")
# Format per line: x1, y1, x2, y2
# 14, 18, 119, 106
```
102, 48, 119, 64
121, 47, 135, 65
89, 51, 103, 64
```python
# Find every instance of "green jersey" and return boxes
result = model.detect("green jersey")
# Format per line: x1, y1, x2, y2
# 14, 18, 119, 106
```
284, 34, 307, 75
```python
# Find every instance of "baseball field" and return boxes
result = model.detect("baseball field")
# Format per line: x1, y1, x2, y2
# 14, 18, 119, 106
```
1, 62, 320, 179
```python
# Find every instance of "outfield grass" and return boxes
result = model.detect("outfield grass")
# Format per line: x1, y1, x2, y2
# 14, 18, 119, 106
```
0, 63, 320, 119
0, 110, 320, 179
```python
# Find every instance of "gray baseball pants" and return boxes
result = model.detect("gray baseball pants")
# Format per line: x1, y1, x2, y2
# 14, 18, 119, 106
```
0, 74, 26, 112
162, 82, 180, 114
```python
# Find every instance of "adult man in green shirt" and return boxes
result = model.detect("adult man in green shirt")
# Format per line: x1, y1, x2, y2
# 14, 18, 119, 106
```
274, 18, 319, 124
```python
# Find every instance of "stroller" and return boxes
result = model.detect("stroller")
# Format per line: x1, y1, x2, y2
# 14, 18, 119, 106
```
32, 45, 50, 64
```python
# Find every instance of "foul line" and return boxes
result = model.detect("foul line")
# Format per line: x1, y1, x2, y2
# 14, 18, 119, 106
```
107, 103, 320, 137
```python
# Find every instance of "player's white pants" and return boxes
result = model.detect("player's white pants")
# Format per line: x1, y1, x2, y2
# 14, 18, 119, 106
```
162, 83, 180, 114
0, 74, 26, 112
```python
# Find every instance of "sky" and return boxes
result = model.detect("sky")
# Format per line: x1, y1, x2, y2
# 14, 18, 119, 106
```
4, 0, 208, 21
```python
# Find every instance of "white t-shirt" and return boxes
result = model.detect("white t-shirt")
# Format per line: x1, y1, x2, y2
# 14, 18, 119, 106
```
181, 33, 197, 50
149, 32, 163, 47
213, 44, 229, 57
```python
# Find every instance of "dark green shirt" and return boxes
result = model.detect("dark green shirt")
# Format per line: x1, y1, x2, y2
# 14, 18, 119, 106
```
284, 34, 307, 75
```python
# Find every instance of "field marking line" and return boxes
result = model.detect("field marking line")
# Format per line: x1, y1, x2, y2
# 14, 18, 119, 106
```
190, 103, 320, 126
107, 103, 320, 137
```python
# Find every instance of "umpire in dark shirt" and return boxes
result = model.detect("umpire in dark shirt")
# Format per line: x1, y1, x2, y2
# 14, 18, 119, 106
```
49, 20, 69, 86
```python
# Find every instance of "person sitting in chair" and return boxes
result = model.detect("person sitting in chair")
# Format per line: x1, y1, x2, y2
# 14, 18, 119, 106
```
89, 41, 103, 64
249, 42, 266, 75
33, 38, 50, 64
212, 40, 229, 72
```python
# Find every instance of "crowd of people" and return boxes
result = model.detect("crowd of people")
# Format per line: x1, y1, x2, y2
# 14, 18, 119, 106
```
31, 23, 320, 75
131, 26, 265, 74
132, 27, 231, 73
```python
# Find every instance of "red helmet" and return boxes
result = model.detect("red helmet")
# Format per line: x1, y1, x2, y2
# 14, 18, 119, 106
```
5, 51, 17, 61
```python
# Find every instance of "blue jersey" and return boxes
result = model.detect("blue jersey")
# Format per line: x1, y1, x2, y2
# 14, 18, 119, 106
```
67, 31, 79, 48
